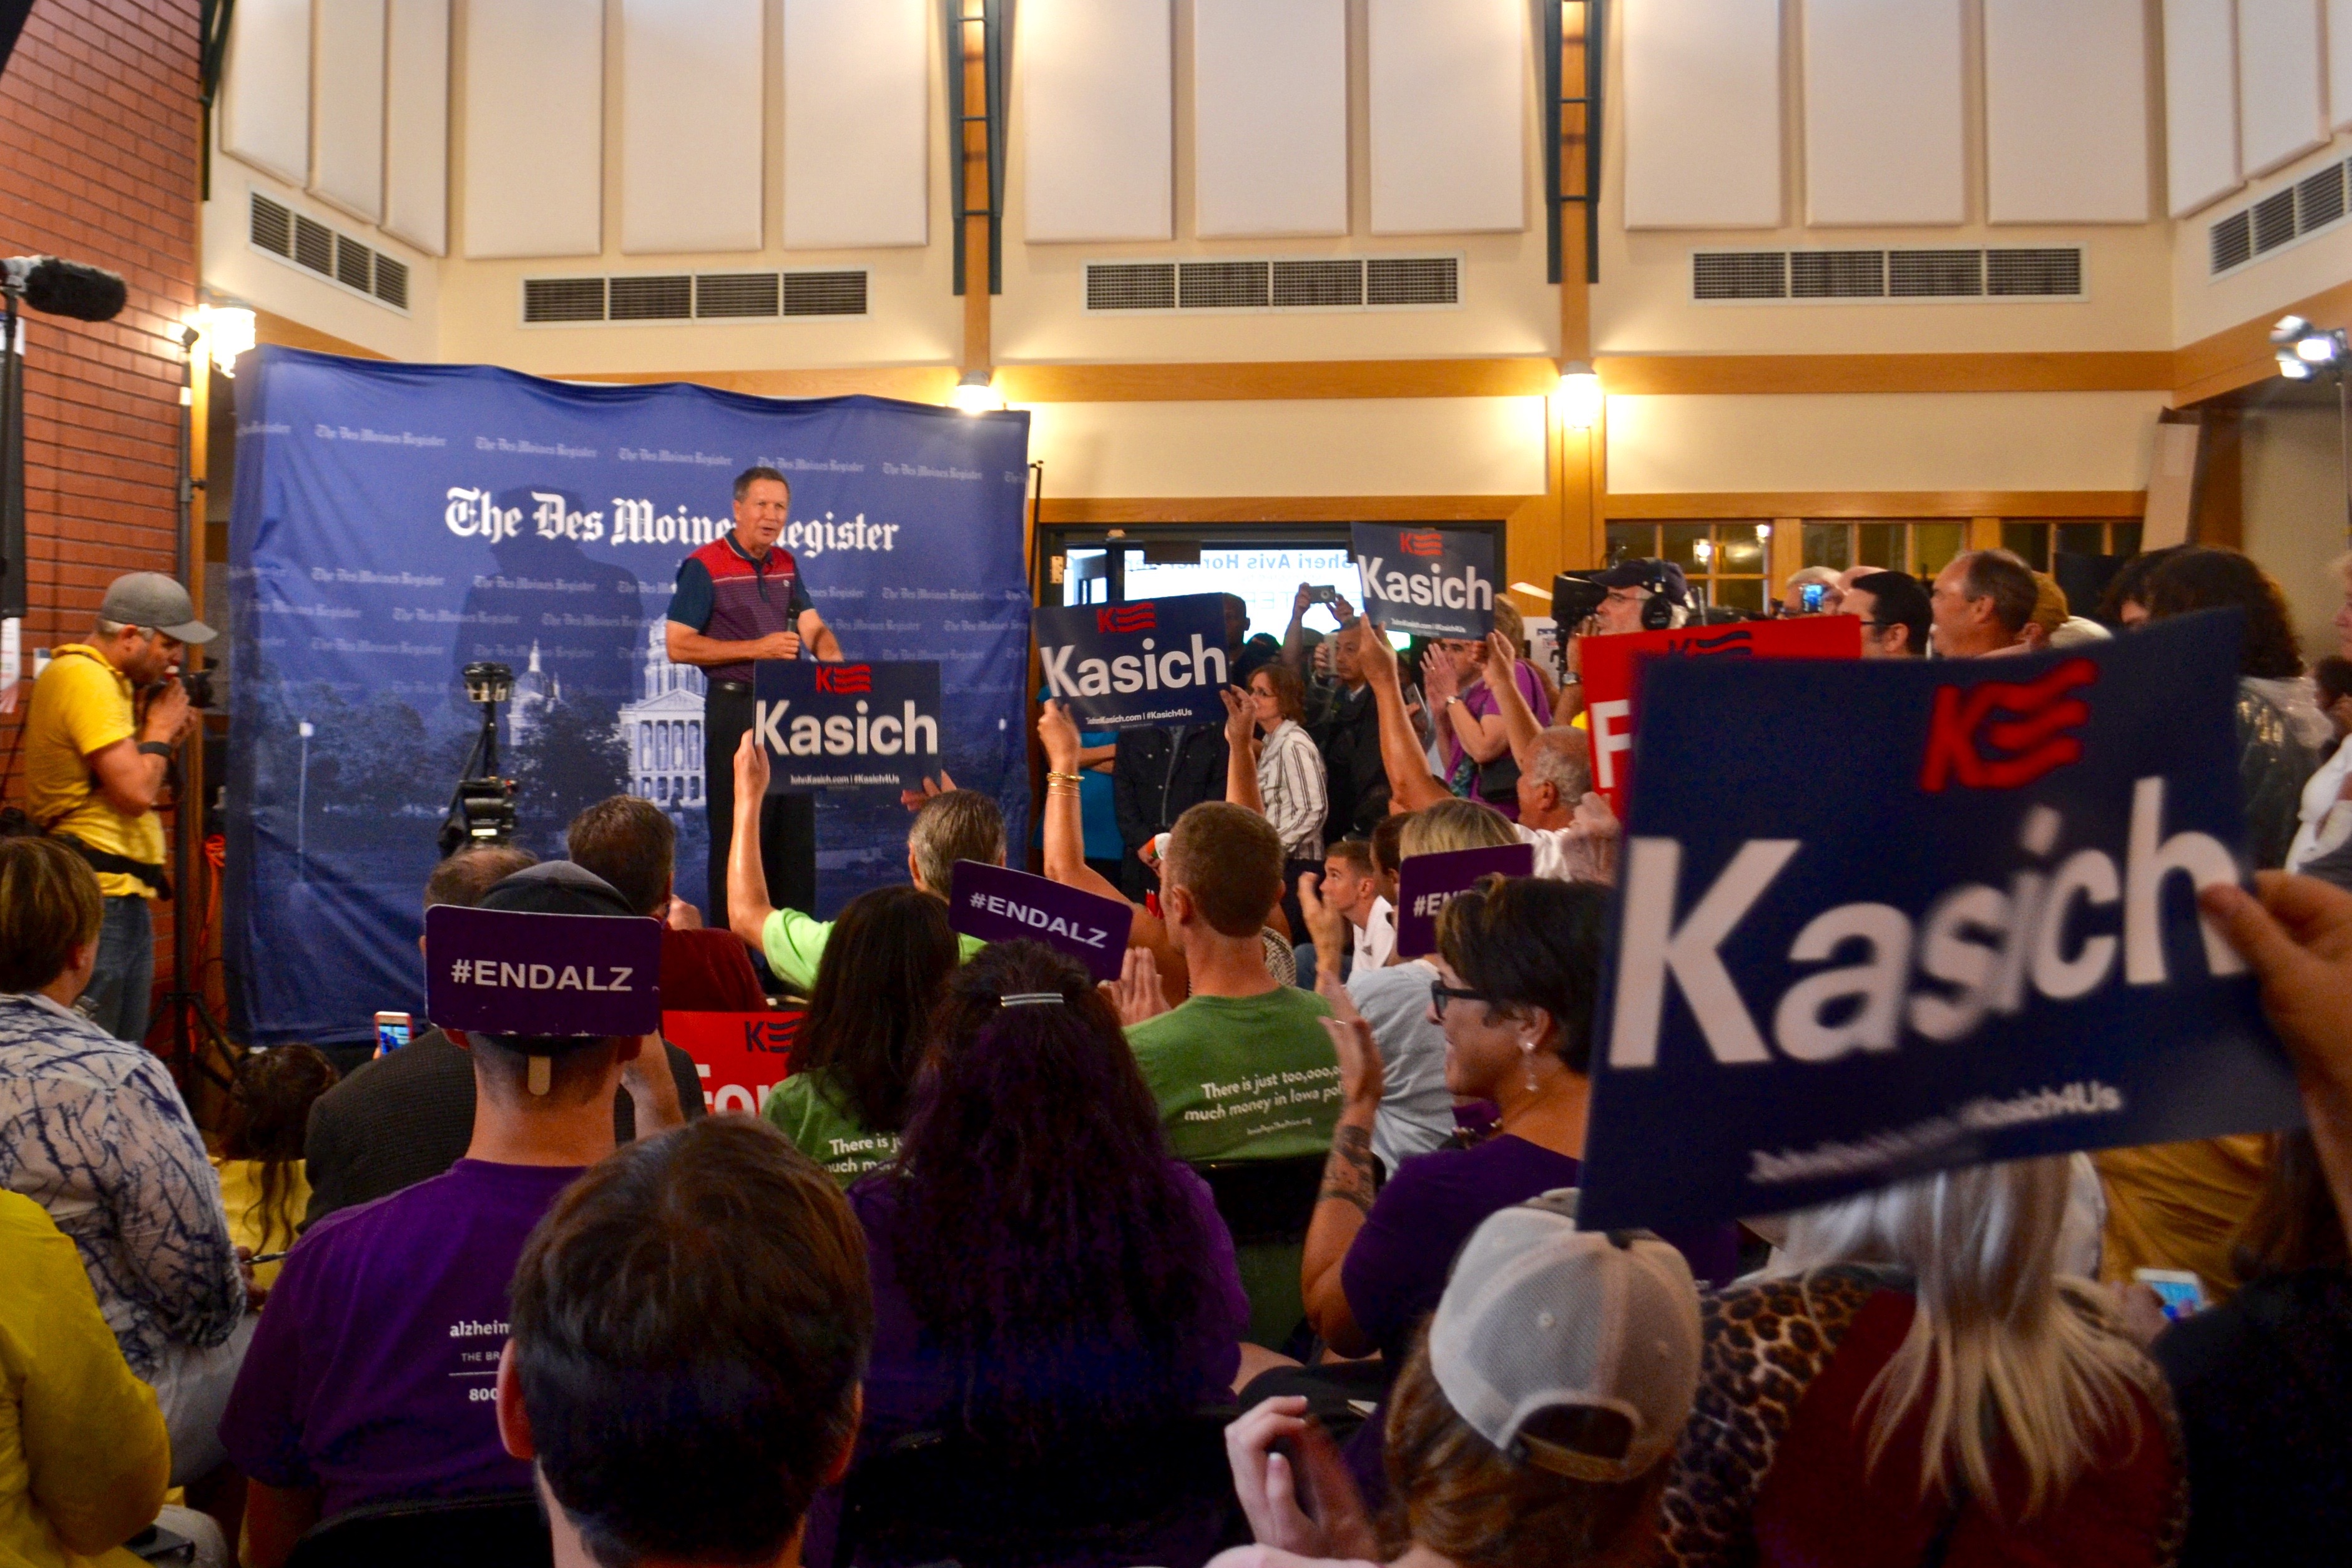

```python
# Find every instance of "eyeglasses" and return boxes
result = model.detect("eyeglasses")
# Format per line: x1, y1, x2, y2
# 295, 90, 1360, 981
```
1429, 981, 1495, 1018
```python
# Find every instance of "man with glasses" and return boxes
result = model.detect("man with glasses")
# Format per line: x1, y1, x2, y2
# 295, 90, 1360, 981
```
1839, 570, 1932, 659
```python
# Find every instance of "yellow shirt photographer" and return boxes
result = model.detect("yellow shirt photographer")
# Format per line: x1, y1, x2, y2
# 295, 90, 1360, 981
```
21, 573, 213, 1042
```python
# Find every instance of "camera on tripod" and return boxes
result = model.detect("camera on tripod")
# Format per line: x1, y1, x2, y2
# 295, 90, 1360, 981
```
180, 655, 216, 709
439, 660, 519, 857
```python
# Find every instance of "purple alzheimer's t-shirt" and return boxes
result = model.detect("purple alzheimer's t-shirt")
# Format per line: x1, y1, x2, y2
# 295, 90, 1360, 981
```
1337, 1134, 1740, 1499
220, 1159, 586, 1516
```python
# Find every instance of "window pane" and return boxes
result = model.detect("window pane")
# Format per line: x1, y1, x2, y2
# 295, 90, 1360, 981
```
1856, 522, 1901, 570
1712, 577, 1764, 612
2001, 521, 2049, 571
2055, 522, 2105, 558
1605, 523, 1654, 564
2110, 521, 2143, 557
1661, 523, 1710, 572
1715, 527, 1765, 574
1914, 523, 1966, 577
1801, 522, 1850, 570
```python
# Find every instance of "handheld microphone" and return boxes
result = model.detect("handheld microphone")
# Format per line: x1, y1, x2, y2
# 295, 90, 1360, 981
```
0, 257, 129, 323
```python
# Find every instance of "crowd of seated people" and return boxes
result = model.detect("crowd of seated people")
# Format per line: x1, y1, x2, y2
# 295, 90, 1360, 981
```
7, 543, 2352, 1568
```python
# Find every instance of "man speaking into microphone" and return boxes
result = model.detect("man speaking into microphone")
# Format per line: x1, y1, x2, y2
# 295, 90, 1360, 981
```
665, 466, 841, 939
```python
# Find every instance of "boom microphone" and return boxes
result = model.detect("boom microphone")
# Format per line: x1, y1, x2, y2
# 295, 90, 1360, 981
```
1, 257, 128, 323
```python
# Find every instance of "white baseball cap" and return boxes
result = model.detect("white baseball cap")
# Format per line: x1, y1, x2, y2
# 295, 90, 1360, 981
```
1428, 1190, 1702, 1483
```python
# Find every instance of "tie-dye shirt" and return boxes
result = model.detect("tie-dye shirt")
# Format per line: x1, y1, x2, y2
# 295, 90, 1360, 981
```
0, 992, 242, 1379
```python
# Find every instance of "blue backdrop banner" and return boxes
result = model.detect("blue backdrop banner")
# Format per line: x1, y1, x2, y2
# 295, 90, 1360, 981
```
225, 347, 1033, 1046
1579, 610, 2305, 1232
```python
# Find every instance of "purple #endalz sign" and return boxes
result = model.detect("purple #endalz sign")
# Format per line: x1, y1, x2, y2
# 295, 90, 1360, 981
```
425, 906, 664, 1036
948, 860, 1134, 981
1395, 843, 1535, 958
1034, 594, 1231, 730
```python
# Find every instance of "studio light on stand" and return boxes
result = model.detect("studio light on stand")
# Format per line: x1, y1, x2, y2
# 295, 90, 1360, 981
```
440, 661, 518, 857
951, 370, 1006, 415
2273, 315, 2352, 545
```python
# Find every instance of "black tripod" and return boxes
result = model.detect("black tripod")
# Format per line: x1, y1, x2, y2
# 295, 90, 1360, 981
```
439, 661, 517, 858
152, 323, 235, 1094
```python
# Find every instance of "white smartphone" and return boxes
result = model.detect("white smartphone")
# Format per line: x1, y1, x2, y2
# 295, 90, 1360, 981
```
2134, 1267, 2206, 1321
373, 1010, 413, 1057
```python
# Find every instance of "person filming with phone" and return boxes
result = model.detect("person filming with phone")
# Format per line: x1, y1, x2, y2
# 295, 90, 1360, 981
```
22, 572, 214, 1042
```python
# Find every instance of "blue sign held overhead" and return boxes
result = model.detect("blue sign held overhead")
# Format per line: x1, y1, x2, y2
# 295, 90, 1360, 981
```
1579, 610, 2304, 1233
1034, 593, 1232, 729
1351, 524, 1496, 640
753, 659, 943, 795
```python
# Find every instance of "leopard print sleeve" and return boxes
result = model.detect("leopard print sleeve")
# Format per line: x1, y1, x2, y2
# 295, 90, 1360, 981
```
1655, 1268, 1883, 1568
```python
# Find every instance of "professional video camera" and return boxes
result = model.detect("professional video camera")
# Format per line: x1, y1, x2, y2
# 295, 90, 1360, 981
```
438, 661, 519, 856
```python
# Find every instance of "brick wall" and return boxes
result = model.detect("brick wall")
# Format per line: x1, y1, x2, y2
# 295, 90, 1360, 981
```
0, 2, 202, 1021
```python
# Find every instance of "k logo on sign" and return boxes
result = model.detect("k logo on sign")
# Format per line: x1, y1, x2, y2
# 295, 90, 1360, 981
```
1920, 660, 2097, 793
1398, 529, 1445, 558
814, 664, 874, 695
1097, 604, 1156, 634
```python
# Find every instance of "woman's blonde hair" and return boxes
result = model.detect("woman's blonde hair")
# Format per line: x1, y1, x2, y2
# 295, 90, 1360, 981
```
1399, 798, 1515, 858
0, 838, 102, 993
1381, 1340, 1664, 1568
1775, 1157, 2147, 1519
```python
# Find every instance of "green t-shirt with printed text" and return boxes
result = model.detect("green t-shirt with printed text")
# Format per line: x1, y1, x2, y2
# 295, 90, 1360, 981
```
1126, 987, 1341, 1163
762, 1071, 899, 1187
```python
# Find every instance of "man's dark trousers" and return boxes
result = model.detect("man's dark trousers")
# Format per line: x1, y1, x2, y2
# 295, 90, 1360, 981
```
704, 682, 816, 939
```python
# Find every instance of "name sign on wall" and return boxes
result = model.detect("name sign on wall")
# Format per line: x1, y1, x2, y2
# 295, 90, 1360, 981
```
1351, 524, 1496, 639
1579, 610, 2303, 1233
948, 860, 1134, 981
1580, 617, 1861, 811
1035, 594, 1232, 729
425, 907, 665, 1036
753, 659, 943, 794
1394, 842, 1534, 958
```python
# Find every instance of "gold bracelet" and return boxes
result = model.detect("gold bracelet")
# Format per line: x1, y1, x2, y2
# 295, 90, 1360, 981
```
1046, 770, 1085, 786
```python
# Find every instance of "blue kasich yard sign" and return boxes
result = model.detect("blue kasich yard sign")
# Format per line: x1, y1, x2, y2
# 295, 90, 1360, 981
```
1579, 610, 2304, 1232
1034, 593, 1232, 729
753, 659, 943, 794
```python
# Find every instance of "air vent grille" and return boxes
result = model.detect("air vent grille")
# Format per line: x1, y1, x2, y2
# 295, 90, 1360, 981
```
695, 273, 780, 318
2210, 154, 2352, 276
783, 270, 868, 316
608, 275, 692, 321
1889, 249, 1982, 298
244, 189, 413, 314
333, 234, 371, 293
250, 192, 292, 255
1086, 262, 1177, 311
2210, 212, 2253, 274
1695, 247, 2085, 303
1988, 248, 2081, 296
1791, 250, 1884, 298
522, 277, 607, 324
373, 255, 409, 310
292, 215, 333, 276
1272, 259, 1364, 308
1692, 251, 1786, 300
1368, 255, 1459, 305
1082, 255, 1462, 313
1180, 261, 1272, 310
516, 270, 871, 326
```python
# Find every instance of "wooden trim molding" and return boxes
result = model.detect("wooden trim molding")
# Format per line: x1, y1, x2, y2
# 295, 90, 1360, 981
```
252, 309, 389, 361
1604, 491, 2147, 520
567, 366, 962, 402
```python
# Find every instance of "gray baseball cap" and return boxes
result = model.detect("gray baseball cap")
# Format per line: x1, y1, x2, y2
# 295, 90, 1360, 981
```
99, 572, 215, 644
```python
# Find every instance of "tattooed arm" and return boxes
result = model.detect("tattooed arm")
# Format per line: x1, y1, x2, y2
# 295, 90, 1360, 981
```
1301, 1017, 1383, 1356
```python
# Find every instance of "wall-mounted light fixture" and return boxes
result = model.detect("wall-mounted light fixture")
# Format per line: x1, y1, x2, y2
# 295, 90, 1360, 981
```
194, 303, 257, 376
1556, 360, 1603, 430
2272, 316, 2352, 544
950, 370, 1005, 414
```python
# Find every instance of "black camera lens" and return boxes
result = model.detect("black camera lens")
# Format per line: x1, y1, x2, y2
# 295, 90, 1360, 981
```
180, 663, 215, 709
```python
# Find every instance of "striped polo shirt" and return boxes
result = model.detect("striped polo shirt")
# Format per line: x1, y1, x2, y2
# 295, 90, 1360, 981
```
665, 531, 814, 682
